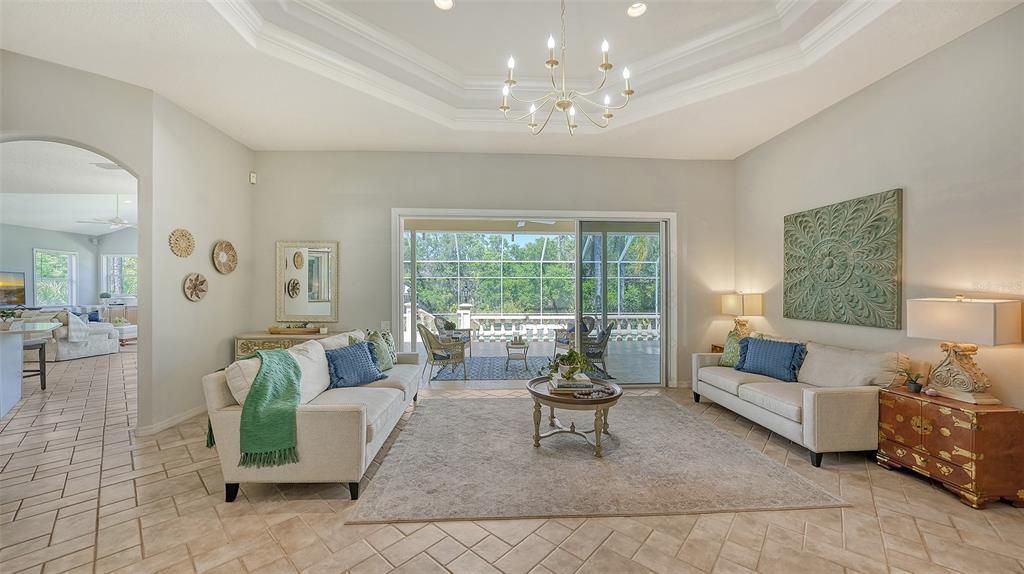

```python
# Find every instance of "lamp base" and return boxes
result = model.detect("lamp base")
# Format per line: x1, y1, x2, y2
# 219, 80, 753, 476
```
927, 342, 1002, 405
733, 318, 751, 338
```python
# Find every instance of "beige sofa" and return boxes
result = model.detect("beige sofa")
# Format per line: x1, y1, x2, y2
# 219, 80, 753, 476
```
202, 338, 420, 502
692, 341, 927, 467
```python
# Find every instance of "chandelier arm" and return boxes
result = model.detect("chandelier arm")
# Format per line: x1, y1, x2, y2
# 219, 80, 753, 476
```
575, 104, 608, 129
509, 96, 553, 121
574, 72, 609, 97
566, 110, 574, 136
575, 92, 631, 111
533, 104, 558, 135
509, 90, 556, 105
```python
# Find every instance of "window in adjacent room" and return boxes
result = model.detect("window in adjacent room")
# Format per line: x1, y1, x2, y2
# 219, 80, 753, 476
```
32, 249, 78, 306
102, 254, 138, 297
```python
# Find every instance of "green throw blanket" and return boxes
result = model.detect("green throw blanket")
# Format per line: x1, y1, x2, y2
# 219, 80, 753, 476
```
206, 349, 303, 468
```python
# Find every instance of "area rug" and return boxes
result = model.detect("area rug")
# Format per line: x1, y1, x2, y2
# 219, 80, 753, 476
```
430, 356, 614, 381
348, 397, 845, 523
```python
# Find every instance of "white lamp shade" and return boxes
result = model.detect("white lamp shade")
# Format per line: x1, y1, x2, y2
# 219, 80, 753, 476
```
722, 293, 763, 316
906, 298, 1022, 346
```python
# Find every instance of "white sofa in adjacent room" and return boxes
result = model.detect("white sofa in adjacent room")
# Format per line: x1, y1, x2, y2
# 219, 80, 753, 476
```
202, 332, 420, 501
692, 341, 928, 467
18, 310, 120, 362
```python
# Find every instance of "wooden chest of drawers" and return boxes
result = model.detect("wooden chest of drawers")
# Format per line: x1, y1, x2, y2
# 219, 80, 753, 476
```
234, 332, 334, 360
877, 387, 1024, 508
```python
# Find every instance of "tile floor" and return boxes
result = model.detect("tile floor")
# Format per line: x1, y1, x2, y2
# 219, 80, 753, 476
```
2, 352, 1023, 574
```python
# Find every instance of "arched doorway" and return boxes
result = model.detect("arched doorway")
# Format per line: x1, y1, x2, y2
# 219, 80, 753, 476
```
1, 139, 142, 423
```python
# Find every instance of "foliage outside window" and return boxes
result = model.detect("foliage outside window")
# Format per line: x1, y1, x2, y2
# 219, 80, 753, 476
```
103, 255, 138, 297
403, 232, 659, 321
33, 249, 77, 306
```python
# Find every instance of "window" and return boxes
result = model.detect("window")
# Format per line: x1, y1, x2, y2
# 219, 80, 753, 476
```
33, 249, 77, 306
102, 254, 138, 297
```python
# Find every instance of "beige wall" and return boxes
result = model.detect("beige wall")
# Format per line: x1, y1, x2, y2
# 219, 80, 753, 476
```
1, 51, 256, 432
734, 8, 1024, 406
250, 152, 736, 384
149, 96, 255, 429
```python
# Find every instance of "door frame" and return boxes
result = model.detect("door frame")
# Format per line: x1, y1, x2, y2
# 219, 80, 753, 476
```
391, 208, 677, 387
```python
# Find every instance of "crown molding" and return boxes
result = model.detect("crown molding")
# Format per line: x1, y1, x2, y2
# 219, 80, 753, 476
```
208, 0, 900, 132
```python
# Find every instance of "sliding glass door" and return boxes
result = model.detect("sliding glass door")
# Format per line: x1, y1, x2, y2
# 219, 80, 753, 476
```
577, 221, 664, 385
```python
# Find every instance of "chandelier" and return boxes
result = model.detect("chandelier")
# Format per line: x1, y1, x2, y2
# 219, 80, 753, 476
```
499, 0, 634, 135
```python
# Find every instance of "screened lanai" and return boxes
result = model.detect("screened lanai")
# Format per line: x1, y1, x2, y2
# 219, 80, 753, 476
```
400, 218, 663, 384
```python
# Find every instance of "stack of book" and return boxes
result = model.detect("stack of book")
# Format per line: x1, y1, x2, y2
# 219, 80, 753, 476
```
548, 373, 594, 394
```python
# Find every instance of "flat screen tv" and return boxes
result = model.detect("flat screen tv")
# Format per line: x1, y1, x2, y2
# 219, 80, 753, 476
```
0, 272, 27, 305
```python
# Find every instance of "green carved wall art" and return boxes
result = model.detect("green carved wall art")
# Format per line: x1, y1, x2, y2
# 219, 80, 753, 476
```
783, 189, 903, 329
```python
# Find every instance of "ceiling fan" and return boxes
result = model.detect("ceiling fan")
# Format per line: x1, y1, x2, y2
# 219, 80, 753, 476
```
516, 219, 558, 228
76, 195, 136, 229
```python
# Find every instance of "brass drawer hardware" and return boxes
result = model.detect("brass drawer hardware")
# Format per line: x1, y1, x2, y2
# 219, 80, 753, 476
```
911, 416, 933, 435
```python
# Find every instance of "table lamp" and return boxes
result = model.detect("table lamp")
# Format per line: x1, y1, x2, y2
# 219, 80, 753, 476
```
722, 292, 763, 337
906, 296, 1022, 404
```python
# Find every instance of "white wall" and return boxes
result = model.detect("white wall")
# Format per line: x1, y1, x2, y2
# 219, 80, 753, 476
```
0, 223, 100, 305
251, 152, 736, 383
148, 96, 255, 428
97, 227, 137, 255
734, 8, 1024, 406
1, 51, 255, 432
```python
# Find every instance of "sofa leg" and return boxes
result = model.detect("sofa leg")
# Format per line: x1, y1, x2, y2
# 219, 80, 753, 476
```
225, 483, 239, 503
348, 482, 360, 500
809, 452, 824, 467
692, 392, 700, 403
413, 392, 418, 403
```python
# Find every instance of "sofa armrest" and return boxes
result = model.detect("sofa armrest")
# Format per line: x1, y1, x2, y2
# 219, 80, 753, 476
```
691, 353, 722, 387
208, 402, 368, 482
802, 386, 880, 454
396, 352, 420, 365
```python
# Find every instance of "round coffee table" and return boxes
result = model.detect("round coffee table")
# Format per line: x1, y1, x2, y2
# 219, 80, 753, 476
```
527, 376, 622, 457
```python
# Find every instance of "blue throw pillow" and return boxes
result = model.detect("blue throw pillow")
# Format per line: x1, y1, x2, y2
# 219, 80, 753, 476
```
88, 310, 101, 322
736, 337, 807, 382
325, 342, 387, 388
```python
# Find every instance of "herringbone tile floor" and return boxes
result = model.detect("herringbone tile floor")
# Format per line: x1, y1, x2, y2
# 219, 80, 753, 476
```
2, 352, 1023, 574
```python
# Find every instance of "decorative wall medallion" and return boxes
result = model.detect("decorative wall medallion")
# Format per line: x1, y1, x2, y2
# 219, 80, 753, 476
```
169, 229, 195, 258
783, 189, 902, 329
292, 251, 305, 270
286, 278, 301, 298
183, 273, 208, 302
212, 240, 238, 274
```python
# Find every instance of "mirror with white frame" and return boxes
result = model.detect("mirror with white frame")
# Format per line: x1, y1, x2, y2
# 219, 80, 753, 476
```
275, 241, 338, 322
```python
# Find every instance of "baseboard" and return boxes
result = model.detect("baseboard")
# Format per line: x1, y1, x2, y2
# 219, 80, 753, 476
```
135, 405, 207, 437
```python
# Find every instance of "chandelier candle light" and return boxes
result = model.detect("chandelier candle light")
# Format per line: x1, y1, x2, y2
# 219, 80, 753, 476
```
500, 0, 634, 135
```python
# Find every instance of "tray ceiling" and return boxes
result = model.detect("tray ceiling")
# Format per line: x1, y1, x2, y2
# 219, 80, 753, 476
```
1, 0, 1018, 158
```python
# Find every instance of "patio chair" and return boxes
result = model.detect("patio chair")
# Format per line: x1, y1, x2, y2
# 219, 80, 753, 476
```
433, 316, 473, 357
581, 320, 616, 373
418, 323, 467, 381
552, 315, 597, 358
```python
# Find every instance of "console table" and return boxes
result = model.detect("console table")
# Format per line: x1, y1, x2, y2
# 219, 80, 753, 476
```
877, 386, 1024, 508
234, 332, 334, 360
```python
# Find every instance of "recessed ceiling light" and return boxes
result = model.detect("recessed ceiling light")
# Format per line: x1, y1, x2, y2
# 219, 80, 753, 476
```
627, 2, 647, 17
434, 0, 453, 10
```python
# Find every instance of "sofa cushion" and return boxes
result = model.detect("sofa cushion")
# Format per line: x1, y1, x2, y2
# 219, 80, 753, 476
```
718, 328, 742, 367
225, 341, 330, 406
738, 382, 812, 423
308, 387, 404, 443
698, 366, 780, 396
798, 342, 909, 388
364, 364, 419, 401
325, 342, 386, 388
365, 331, 394, 371
318, 329, 367, 350
736, 338, 806, 382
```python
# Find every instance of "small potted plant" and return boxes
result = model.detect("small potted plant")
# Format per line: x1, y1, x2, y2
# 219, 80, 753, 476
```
99, 292, 112, 303
900, 368, 925, 393
546, 348, 591, 381
0, 309, 15, 331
